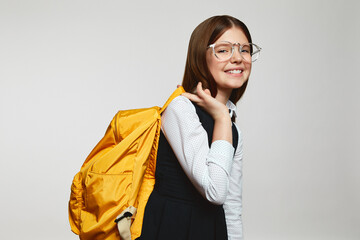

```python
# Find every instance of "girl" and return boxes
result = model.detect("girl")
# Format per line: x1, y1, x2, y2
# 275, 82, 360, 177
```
137, 15, 261, 240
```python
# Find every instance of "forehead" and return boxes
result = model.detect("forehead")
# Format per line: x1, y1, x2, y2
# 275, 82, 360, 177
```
215, 27, 248, 44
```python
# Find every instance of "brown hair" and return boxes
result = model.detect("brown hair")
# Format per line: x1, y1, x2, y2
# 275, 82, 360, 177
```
182, 15, 252, 104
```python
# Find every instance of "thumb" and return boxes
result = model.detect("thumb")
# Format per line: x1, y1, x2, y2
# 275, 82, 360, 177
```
204, 89, 211, 96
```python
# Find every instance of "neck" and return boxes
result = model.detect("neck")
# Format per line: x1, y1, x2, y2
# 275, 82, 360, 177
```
215, 89, 231, 105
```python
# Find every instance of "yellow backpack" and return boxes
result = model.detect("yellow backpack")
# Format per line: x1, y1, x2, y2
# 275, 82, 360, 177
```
69, 87, 185, 240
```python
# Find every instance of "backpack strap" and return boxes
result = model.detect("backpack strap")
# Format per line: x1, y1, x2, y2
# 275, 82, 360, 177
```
160, 86, 185, 114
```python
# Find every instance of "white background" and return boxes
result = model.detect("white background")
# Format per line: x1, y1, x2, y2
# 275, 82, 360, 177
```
0, 0, 359, 239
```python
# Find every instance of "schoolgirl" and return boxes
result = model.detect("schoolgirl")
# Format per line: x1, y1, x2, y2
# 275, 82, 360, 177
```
137, 15, 261, 240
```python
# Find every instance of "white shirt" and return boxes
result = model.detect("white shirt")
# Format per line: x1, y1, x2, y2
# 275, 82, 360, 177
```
161, 96, 244, 240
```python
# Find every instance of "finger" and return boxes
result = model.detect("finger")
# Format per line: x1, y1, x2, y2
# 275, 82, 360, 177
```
196, 82, 206, 98
196, 82, 212, 101
177, 84, 182, 88
204, 89, 211, 96
181, 92, 201, 102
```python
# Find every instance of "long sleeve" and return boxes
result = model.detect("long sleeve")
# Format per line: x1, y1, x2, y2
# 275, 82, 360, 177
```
223, 124, 244, 240
161, 95, 235, 205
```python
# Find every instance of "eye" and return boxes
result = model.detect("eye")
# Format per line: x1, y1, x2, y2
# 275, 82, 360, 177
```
214, 44, 232, 55
217, 48, 229, 53
241, 45, 251, 54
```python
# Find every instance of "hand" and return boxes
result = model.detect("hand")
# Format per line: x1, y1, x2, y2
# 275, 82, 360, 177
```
181, 82, 229, 121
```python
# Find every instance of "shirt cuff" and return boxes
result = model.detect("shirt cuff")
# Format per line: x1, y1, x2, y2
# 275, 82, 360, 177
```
207, 140, 235, 175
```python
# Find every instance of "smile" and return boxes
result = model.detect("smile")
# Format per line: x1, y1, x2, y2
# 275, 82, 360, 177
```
226, 69, 243, 74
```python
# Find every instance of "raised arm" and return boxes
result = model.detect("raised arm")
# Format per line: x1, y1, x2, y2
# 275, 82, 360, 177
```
161, 94, 235, 204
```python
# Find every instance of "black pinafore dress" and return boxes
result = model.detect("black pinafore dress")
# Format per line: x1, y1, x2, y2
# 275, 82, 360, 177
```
137, 103, 238, 240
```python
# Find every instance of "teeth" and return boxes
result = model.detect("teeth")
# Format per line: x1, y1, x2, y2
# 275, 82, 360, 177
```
228, 70, 242, 74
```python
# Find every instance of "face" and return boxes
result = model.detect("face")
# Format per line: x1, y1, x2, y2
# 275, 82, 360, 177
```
206, 27, 252, 100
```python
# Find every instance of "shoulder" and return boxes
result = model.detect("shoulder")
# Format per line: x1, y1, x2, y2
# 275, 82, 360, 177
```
164, 95, 196, 116
161, 95, 202, 130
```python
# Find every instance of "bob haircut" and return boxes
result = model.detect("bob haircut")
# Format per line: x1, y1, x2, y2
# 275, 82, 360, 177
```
182, 15, 252, 105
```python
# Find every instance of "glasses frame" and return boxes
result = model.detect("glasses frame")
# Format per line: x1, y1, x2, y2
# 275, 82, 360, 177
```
208, 41, 262, 62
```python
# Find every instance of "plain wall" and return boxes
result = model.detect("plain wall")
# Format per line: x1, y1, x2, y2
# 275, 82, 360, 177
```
0, 0, 359, 239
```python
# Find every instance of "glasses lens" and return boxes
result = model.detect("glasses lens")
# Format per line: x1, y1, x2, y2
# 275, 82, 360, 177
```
240, 44, 252, 62
250, 44, 261, 62
214, 42, 233, 61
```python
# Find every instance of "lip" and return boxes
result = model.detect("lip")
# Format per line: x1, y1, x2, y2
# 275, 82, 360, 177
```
224, 67, 244, 76
225, 67, 244, 72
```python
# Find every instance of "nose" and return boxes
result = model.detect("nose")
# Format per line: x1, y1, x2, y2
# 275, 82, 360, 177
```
230, 45, 242, 63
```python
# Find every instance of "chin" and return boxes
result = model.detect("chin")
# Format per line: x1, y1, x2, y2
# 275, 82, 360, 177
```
233, 78, 248, 89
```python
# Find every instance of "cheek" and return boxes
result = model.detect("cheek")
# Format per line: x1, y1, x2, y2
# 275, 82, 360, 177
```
206, 53, 228, 80
246, 62, 252, 73
209, 59, 226, 71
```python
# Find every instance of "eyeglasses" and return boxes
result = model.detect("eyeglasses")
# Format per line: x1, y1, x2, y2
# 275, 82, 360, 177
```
208, 41, 262, 62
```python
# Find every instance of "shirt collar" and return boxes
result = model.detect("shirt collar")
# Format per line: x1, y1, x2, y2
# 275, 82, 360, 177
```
226, 100, 237, 118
